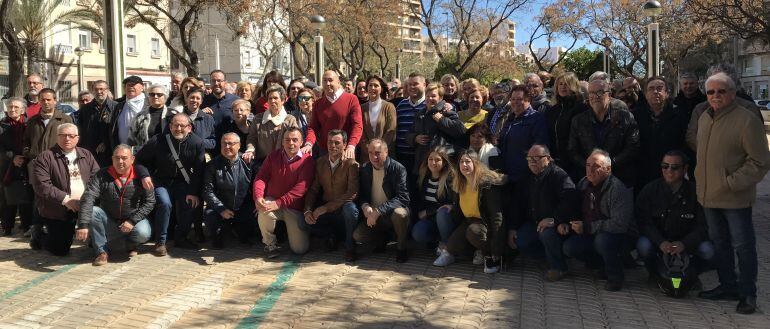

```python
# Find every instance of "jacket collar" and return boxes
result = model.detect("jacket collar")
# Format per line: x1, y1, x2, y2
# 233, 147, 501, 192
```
707, 102, 738, 120
52, 145, 84, 159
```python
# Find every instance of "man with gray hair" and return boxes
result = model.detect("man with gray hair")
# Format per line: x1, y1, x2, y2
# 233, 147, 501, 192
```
168, 72, 185, 106
673, 72, 705, 118
524, 73, 550, 112
695, 72, 770, 314
77, 80, 116, 165
31, 123, 99, 255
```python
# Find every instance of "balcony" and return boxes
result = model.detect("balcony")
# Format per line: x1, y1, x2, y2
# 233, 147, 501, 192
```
53, 44, 73, 55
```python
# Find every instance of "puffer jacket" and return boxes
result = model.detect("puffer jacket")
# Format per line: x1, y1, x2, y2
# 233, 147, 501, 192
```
406, 101, 466, 173
78, 165, 155, 228
203, 154, 257, 212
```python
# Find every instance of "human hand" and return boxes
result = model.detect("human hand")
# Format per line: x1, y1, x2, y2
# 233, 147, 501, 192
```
142, 177, 155, 190
12, 155, 24, 167
507, 230, 517, 249
242, 151, 255, 163
570, 220, 584, 234
304, 211, 316, 225
342, 145, 356, 160
537, 218, 555, 233
221, 209, 235, 219
65, 199, 81, 212
557, 223, 570, 235
119, 221, 134, 233
75, 228, 89, 241
186, 195, 199, 208
415, 135, 430, 145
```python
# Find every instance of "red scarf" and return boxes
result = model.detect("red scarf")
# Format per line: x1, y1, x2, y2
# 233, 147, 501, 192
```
108, 165, 136, 219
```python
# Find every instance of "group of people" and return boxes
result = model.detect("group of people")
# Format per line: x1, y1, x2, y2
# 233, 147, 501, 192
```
0, 63, 768, 314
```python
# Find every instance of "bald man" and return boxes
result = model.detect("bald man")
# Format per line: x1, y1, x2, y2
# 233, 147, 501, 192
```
303, 70, 363, 160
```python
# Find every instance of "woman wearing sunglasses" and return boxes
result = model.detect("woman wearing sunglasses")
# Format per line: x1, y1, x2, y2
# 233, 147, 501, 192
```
359, 76, 396, 163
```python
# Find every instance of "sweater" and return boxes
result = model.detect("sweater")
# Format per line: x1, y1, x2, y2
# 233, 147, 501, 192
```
306, 92, 363, 149
253, 149, 316, 211
395, 98, 426, 157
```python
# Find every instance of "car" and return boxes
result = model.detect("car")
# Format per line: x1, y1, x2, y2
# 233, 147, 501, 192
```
756, 99, 770, 107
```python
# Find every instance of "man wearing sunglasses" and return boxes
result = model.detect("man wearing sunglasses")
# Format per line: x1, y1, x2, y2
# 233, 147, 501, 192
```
694, 72, 770, 314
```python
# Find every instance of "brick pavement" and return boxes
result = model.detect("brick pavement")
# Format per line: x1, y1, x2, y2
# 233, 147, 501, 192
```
0, 182, 769, 328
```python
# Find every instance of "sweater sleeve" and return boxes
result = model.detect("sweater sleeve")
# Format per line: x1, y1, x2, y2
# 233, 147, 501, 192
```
347, 99, 364, 147
275, 157, 316, 209
253, 152, 273, 201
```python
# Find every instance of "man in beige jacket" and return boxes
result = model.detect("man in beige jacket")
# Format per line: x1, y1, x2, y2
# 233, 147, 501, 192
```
695, 72, 770, 314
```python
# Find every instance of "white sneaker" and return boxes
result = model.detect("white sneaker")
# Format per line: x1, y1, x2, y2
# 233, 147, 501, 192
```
484, 256, 500, 274
435, 247, 442, 256
432, 249, 455, 267
264, 245, 281, 259
473, 250, 484, 265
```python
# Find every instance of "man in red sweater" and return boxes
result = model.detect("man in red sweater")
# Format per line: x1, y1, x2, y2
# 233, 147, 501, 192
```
254, 127, 316, 258
303, 70, 363, 160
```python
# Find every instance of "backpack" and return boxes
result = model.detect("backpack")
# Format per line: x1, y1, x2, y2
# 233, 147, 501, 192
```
655, 252, 697, 298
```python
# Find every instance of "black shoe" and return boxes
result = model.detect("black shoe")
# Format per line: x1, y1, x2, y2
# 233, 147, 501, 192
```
736, 297, 757, 314
593, 269, 608, 280
29, 225, 43, 250
605, 280, 623, 292
344, 248, 357, 262
195, 226, 206, 243
395, 249, 408, 263
373, 241, 387, 253
212, 234, 224, 250
325, 237, 338, 252
175, 238, 199, 250
698, 286, 740, 301
3, 229, 12, 236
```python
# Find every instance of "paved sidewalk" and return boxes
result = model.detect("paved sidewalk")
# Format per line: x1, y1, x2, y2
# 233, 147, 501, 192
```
0, 181, 769, 329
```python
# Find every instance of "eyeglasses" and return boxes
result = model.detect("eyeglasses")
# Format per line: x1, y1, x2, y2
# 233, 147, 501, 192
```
149, 93, 165, 98
525, 83, 540, 88
660, 163, 683, 171
298, 96, 313, 102
706, 89, 728, 95
647, 86, 666, 93
57, 133, 78, 139
222, 141, 240, 146
526, 155, 549, 162
171, 124, 190, 128
588, 90, 608, 98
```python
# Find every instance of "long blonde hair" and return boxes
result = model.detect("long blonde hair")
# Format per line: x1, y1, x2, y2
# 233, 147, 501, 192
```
418, 147, 453, 200
452, 149, 504, 193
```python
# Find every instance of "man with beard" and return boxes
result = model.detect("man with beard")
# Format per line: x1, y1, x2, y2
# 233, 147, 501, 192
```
24, 74, 44, 118
167, 73, 184, 106
201, 70, 238, 127
524, 73, 550, 113
77, 80, 117, 165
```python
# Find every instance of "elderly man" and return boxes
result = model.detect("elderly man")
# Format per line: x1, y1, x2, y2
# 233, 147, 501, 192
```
568, 79, 639, 188
78, 145, 154, 266
635, 77, 689, 187
168, 73, 185, 106
77, 91, 93, 109
203, 133, 257, 249
524, 73, 550, 113
673, 72, 705, 118
201, 70, 238, 127
304, 70, 363, 160
509, 144, 578, 282
135, 113, 206, 253
111, 76, 149, 148
353, 139, 410, 263
695, 72, 770, 314
254, 127, 315, 258
563, 150, 636, 291
24, 74, 44, 118
636, 151, 712, 281
77, 80, 117, 165
128, 84, 172, 149
31, 123, 99, 255
303, 130, 360, 261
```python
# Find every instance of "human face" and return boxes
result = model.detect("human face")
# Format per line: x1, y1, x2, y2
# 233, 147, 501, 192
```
170, 116, 192, 140
111, 148, 134, 174
267, 91, 284, 113
426, 89, 441, 108
493, 87, 508, 107
344, 80, 354, 93
288, 82, 304, 99
525, 77, 543, 98
92, 82, 109, 102
298, 91, 314, 113
660, 155, 685, 186
27, 76, 43, 94
40, 92, 57, 114
233, 103, 251, 122
210, 72, 227, 95
645, 80, 668, 109
186, 92, 202, 112
367, 143, 388, 169
237, 84, 252, 100
526, 145, 550, 175
585, 154, 610, 186
705, 80, 736, 111
356, 81, 368, 99
509, 90, 529, 116
220, 135, 240, 159
148, 88, 166, 107
367, 79, 382, 101
78, 94, 93, 107
171, 76, 183, 92
182, 82, 196, 96
327, 134, 346, 160
462, 83, 475, 100
282, 130, 302, 156
427, 152, 444, 176
5, 100, 24, 120
57, 126, 79, 152
409, 77, 425, 100
458, 155, 475, 178
442, 79, 457, 96
556, 78, 572, 98
469, 132, 486, 151
468, 90, 483, 111
587, 81, 610, 113
680, 78, 698, 97
124, 82, 144, 99
322, 71, 341, 95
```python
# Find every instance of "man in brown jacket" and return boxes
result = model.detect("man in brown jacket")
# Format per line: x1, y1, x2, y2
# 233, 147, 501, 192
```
32, 123, 99, 256
303, 129, 360, 262
695, 72, 770, 314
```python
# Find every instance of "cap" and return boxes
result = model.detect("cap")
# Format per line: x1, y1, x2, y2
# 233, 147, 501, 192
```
123, 75, 143, 85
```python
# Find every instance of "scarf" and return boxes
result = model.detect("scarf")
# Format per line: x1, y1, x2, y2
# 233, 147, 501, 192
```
262, 108, 288, 126
108, 165, 136, 219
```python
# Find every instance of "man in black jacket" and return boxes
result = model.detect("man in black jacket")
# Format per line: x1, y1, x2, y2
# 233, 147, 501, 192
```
203, 133, 257, 249
672, 73, 706, 119
508, 144, 578, 281
636, 151, 713, 278
77, 80, 117, 166
353, 138, 411, 262
77, 145, 155, 266
135, 114, 205, 253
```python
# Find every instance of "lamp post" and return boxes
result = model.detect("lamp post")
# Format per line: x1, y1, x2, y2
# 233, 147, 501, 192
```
396, 48, 403, 81
644, 0, 662, 78
310, 15, 326, 86
74, 47, 84, 93
601, 37, 613, 78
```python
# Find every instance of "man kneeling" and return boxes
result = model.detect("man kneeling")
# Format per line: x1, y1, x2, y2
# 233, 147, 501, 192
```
77, 145, 155, 266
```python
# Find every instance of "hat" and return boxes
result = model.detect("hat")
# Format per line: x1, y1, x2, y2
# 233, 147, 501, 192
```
123, 75, 143, 85
304, 81, 319, 89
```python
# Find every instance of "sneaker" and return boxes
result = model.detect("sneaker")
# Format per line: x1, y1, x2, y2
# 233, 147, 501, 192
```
29, 226, 43, 250
435, 247, 442, 256
473, 250, 484, 265
432, 249, 455, 267
154, 243, 168, 256
484, 256, 500, 274
545, 270, 568, 282
264, 245, 281, 259
93, 252, 108, 266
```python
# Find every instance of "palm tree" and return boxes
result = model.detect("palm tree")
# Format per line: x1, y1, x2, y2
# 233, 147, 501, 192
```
11, 0, 101, 74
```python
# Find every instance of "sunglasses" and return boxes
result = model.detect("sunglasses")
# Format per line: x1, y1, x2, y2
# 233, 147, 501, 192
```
660, 163, 683, 171
298, 96, 313, 102
706, 89, 728, 95
149, 93, 165, 98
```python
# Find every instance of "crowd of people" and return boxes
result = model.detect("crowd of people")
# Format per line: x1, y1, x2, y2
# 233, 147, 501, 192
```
0, 64, 768, 314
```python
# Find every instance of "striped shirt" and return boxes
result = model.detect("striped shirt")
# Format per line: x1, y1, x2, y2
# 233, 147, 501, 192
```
395, 97, 426, 157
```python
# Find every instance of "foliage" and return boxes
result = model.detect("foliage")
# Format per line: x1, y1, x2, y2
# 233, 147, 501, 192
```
687, 0, 769, 43
559, 46, 603, 80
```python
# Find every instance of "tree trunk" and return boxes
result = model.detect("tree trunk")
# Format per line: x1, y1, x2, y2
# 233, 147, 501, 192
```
0, 0, 25, 97
26, 42, 40, 74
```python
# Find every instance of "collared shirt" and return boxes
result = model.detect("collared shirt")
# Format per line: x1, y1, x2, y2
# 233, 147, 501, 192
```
369, 98, 383, 130
329, 156, 341, 173
326, 88, 344, 104
283, 149, 304, 163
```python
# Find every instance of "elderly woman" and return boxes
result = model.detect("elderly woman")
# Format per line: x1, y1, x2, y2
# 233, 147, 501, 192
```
0, 98, 33, 236
129, 84, 172, 149
253, 71, 288, 114
458, 85, 489, 129
236, 81, 256, 110
243, 85, 299, 164
218, 99, 252, 152
467, 123, 501, 170
170, 77, 205, 114
543, 72, 588, 177
360, 76, 396, 162
182, 88, 216, 151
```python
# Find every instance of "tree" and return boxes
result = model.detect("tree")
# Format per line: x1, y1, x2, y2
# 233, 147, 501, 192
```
559, 46, 602, 80
0, 0, 26, 97
687, 0, 769, 43
526, 6, 578, 73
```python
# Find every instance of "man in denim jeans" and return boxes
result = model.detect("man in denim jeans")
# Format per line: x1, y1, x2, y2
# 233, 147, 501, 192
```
695, 73, 770, 314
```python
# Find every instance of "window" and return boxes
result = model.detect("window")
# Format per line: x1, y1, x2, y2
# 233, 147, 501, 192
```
78, 30, 90, 50
151, 38, 160, 57
57, 81, 74, 102
126, 34, 137, 54
244, 50, 251, 67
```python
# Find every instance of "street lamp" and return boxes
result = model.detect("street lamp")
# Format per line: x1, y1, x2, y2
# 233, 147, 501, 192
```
396, 48, 403, 81
644, 0, 662, 78
74, 46, 85, 93
601, 37, 613, 78
310, 15, 326, 85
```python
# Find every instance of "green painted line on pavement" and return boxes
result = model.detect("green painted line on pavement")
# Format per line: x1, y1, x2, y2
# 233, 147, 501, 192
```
0, 264, 78, 301
235, 260, 300, 329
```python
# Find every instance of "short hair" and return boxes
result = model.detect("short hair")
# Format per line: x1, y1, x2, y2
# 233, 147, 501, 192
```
663, 150, 689, 164
185, 88, 205, 99
530, 143, 551, 156
283, 126, 304, 141
679, 72, 698, 81
425, 82, 445, 98
468, 85, 489, 104
367, 137, 388, 151
589, 148, 612, 167
232, 99, 251, 111
705, 72, 737, 91
524, 73, 543, 86
171, 72, 186, 79
171, 113, 193, 125
440, 74, 459, 87
328, 129, 348, 144
589, 79, 610, 92
645, 76, 669, 92
57, 123, 79, 134
91, 80, 109, 89
408, 72, 426, 84
259, 71, 287, 97
509, 84, 531, 101
4, 97, 27, 111
209, 69, 226, 79
236, 81, 253, 97
148, 84, 168, 97
588, 71, 610, 84
706, 63, 739, 85
113, 144, 133, 155
78, 90, 93, 99
39, 88, 57, 99
265, 85, 287, 100
26, 73, 43, 82
221, 132, 241, 143
466, 122, 494, 142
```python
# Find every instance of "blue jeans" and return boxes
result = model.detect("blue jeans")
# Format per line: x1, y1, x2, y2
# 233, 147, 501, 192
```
300, 201, 359, 250
539, 226, 568, 272
204, 202, 256, 242
563, 232, 633, 282
703, 207, 757, 297
636, 236, 715, 274
154, 183, 196, 244
89, 206, 151, 255
411, 207, 456, 245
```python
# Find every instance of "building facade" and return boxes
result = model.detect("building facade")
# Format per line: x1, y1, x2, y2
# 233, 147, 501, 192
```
736, 39, 770, 100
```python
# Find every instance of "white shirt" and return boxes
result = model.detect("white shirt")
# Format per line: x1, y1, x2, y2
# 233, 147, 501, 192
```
368, 98, 382, 131
61, 150, 85, 205
118, 94, 145, 144
326, 88, 344, 104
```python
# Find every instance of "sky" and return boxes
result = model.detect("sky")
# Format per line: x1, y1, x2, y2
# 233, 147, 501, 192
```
510, 0, 595, 51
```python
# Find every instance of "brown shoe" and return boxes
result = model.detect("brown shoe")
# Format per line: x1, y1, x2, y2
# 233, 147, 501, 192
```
154, 243, 168, 256
93, 252, 108, 266
545, 270, 568, 282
